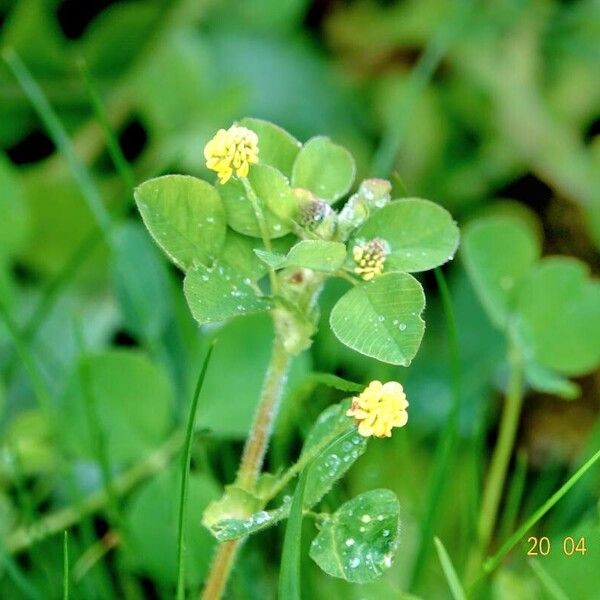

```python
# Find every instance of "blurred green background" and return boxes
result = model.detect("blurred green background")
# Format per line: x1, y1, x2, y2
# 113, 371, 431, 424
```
1, 0, 599, 598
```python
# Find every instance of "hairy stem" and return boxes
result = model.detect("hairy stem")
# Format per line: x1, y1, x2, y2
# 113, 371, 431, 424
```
201, 334, 291, 598
467, 351, 524, 581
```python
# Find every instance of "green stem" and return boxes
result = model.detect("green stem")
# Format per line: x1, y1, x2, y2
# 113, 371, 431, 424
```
201, 334, 291, 599
409, 268, 462, 590
241, 177, 279, 295
236, 337, 291, 490
267, 429, 354, 503
467, 350, 524, 581
5, 431, 183, 554
176, 345, 215, 600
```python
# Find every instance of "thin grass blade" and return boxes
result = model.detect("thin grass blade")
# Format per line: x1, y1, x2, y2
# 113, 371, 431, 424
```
278, 467, 310, 600
434, 537, 466, 600
484, 446, 600, 575
176, 343, 216, 600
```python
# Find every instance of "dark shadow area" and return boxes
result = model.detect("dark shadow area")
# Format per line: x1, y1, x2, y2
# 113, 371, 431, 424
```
55, 0, 124, 40
6, 128, 56, 165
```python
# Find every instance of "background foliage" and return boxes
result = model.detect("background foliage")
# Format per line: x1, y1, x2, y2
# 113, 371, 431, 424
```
1, 0, 599, 598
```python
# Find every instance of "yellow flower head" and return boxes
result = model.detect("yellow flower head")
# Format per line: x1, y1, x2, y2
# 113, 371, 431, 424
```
346, 380, 408, 438
204, 125, 259, 184
353, 238, 388, 281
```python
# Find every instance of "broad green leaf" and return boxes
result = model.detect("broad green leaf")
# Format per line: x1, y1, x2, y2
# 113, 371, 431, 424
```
524, 362, 580, 400
239, 117, 301, 177
59, 351, 171, 464
184, 263, 272, 325
196, 314, 311, 438
292, 136, 355, 202
134, 175, 226, 270
309, 489, 400, 583
462, 216, 540, 328
3, 410, 56, 475
279, 468, 309, 600
0, 157, 29, 259
353, 198, 459, 273
329, 273, 426, 366
112, 222, 170, 341
515, 257, 600, 376
124, 466, 219, 586
219, 164, 297, 238
255, 240, 346, 272
302, 400, 367, 508
221, 230, 295, 280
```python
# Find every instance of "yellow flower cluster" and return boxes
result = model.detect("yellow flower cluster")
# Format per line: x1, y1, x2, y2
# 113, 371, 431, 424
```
346, 380, 408, 438
352, 238, 388, 281
204, 125, 259, 184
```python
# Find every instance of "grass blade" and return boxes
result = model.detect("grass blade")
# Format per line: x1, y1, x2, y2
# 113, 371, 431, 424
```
278, 467, 310, 600
528, 559, 570, 600
434, 537, 466, 600
176, 343, 216, 600
0, 550, 43, 600
409, 268, 462, 589
78, 59, 136, 191
483, 446, 600, 575
2, 49, 111, 235
63, 531, 70, 600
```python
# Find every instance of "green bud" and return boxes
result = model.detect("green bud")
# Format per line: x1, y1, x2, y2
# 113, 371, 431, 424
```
337, 178, 392, 240
296, 191, 337, 240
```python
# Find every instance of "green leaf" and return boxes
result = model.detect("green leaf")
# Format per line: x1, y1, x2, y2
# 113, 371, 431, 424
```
134, 175, 226, 270
309, 489, 400, 583
196, 314, 311, 438
292, 136, 355, 202
353, 198, 459, 273
220, 230, 294, 280
462, 216, 540, 328
255, 240, 346, 272
124, 466, 219, 586
329, 273, 426, 366
515, 257, 600, 376
239, 117, 301, 177
302, 400, 367, 508
278, 468, 309, 600
434, 537, 466, 600
524, 362, 580, 400
0, 156, 29, 259
183, 263, 273, 325
204, 490, 290, 542
59, 351, 171, 464
219, 164, 297, 238
112, 222, 170, 342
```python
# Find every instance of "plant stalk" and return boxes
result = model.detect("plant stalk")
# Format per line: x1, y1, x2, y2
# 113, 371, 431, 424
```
466, 351, 524, 582
201, 334, 291, 599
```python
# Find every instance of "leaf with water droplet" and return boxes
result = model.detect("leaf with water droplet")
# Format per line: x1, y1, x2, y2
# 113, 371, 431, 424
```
330, 273, 426, 365
239, 118, 301, 177
309, 489, 400, 583
254, 240, 347, 272
352, 198, 459, 273
462, 215, 540, 328
292, 136, 355, 203
301, 400, 367, 507
219, 164, 297, 238
134, 175, 226, 270
184, 263, 272, 325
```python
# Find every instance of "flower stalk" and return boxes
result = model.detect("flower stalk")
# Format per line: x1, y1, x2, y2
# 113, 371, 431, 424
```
201, 332, 291, 599
466, 348, 524, 582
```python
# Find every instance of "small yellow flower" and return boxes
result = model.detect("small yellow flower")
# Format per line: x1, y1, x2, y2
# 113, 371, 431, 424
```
346, 380, 408, 438
204, 125, 259, 184
353, 238, 388, 281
